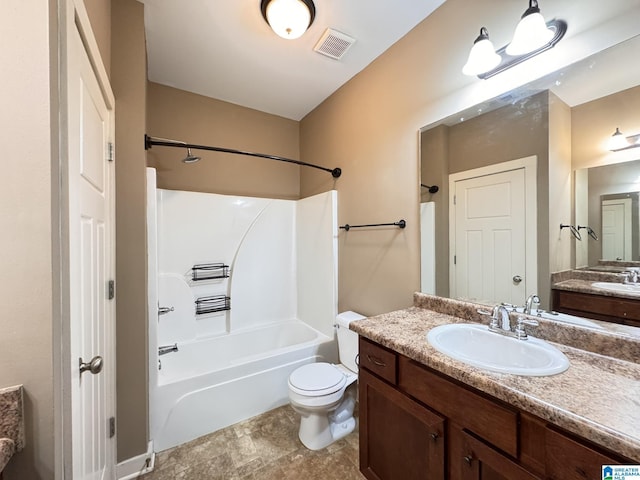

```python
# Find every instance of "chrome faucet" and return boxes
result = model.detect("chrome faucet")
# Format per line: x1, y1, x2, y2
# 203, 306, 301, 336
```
524, 294, 540, 315
158, 343, 178, 356
478, 305, 511, 331
478, 304, 538, 340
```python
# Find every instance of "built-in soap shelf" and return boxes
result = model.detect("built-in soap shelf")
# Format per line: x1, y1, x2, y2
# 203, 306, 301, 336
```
195, 295, 231, 316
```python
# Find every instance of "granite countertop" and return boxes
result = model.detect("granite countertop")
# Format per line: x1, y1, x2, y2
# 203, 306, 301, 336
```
0, 385, 24, 472
350, 293, 640, 462
553, 278, 640, 301
551, 268, 640, 301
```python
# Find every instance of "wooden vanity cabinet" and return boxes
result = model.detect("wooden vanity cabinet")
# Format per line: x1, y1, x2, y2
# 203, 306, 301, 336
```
552, 288, 640, 328
358, 337, 631, 480
359, 368, 445, 479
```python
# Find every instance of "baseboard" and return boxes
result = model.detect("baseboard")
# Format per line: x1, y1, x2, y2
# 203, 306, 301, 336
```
116, 441, 155, 480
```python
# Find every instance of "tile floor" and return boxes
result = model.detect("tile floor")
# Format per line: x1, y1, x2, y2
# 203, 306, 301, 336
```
140, 405, 365, 480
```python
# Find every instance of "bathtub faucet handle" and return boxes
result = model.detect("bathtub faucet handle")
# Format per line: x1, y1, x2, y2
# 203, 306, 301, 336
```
158, 306, 175, 316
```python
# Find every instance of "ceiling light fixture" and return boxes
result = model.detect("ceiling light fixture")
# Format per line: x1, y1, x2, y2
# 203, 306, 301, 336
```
463, 0, 566, 79
261, 0, 315, 40
608, 128, 640, 152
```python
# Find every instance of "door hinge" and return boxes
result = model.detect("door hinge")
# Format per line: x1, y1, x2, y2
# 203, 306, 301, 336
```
107, 142, 114, 162
454, 255, 457, 265
109, 416, 116, 438
108, 280, 115, 300
453, 194, 456, 205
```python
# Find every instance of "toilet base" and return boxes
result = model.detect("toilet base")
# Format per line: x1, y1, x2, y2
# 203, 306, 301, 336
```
296, 388, 356, 450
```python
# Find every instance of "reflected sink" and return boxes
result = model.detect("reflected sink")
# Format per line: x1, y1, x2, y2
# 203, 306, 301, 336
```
591, 282, 640, 295
427, 324, 569, 376
517, 308, 603, 330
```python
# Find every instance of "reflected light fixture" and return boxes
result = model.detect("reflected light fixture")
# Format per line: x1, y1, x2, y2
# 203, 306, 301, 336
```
609, 128, 640, 152
462, 0, 566, 79
261, 0, 315, 40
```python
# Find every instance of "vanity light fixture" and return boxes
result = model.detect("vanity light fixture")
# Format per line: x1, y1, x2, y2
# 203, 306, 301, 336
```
261, 0, 315, 40
608, 128, 640, 152
462, 28, 502, 77
506, 0, 555, 56
462, 0, 566, 79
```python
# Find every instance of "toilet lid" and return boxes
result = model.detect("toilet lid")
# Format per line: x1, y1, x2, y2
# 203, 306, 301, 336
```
289, 363, 346, 396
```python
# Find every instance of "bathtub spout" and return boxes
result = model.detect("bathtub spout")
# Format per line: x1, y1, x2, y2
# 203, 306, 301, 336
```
159, 343, 178, 356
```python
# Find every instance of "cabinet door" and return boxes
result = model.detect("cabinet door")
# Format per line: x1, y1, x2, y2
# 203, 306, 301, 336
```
452, 426, 541, 480
545, 427, 627, 480
359, 368, 445, 480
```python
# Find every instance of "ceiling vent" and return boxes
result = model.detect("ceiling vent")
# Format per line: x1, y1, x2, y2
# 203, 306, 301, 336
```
313, 28, 356, 60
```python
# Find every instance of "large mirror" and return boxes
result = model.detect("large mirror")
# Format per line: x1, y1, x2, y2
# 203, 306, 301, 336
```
419, 34, 640, 314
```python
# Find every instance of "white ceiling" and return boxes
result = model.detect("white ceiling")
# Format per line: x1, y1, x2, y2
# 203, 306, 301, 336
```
141, 0, 446, 121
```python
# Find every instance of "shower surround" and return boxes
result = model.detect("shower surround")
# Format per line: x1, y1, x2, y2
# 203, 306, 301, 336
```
146, 168, 338, 452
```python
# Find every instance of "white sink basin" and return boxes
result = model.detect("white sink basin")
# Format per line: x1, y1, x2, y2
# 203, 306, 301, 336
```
591, 282, 640, 295
427, 324, 569, 376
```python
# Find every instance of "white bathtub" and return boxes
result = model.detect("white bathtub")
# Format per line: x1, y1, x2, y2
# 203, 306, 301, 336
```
150, 320, 336, 452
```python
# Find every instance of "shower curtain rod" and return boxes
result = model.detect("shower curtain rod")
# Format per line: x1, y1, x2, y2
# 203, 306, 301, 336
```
144, 135, 342, 178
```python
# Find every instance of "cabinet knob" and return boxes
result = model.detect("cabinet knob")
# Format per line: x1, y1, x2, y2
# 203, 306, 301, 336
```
463, 455, 473, 466
430, 432, 439, 442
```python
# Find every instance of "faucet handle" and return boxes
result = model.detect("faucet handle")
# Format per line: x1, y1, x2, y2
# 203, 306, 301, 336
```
500, 302, 518, 311
476, 307, 501, 329
515, 316, 539, 340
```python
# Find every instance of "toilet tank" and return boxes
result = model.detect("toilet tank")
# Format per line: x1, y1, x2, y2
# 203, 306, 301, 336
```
335, 311, 366, 373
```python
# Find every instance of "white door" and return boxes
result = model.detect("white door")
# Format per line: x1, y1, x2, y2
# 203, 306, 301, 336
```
66, 3, 116, 478
602, 198, 632, 261
452, 169, 526, 305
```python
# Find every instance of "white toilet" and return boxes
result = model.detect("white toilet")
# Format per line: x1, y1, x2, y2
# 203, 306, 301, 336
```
288, 311, 365, 450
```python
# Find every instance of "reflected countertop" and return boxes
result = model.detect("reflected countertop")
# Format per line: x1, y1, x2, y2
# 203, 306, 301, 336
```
350, 293, 640, 462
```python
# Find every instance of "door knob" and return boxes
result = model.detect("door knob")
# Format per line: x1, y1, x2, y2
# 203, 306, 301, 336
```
512, 275, 522, 284
79, 356, 104, 375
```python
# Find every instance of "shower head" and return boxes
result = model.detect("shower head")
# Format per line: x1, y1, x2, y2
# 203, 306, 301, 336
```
182, 148, 201, 163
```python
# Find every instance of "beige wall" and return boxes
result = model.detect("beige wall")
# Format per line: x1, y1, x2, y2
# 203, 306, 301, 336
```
84, 0, 111, 77
0, 1, 55, 478
111, 0, 149, 462
147, 82, 301, 199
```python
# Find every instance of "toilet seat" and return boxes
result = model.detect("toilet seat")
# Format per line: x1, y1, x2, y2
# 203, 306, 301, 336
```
289, 363, 346, 397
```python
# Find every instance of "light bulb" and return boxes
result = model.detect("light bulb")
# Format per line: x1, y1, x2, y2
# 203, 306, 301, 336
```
265, 0, 312, 40
506, 0, 554, 56
462, 28, 501, 76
